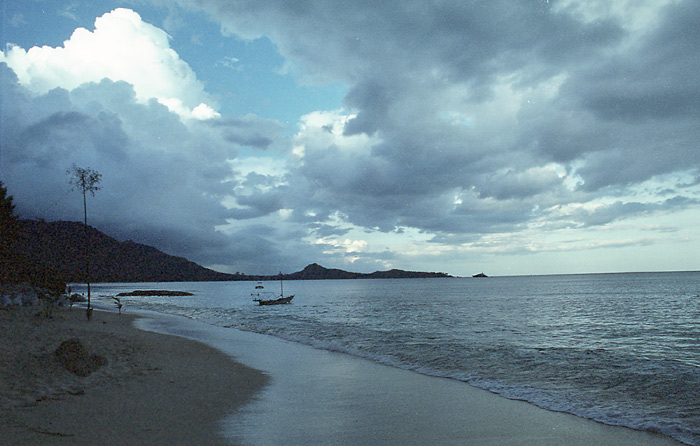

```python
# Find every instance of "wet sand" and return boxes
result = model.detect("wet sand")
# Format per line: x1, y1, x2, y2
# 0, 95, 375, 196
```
138, 312, 686, 446
0, 306, 267, 446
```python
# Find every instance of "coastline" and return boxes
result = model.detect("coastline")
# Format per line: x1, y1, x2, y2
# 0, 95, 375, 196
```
1, 301, 688, 445
0, 306, 268, 446
138, 312, 687, 446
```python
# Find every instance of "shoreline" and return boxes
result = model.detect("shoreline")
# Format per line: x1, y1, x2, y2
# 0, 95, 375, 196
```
138, 312, 687, 446
0, 306, 268, 446
1, 302, 688, 445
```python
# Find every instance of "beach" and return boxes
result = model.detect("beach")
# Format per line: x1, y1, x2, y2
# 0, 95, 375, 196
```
1, 297, 688, 446
139, 311, 687, 446
0, 305, 267, 446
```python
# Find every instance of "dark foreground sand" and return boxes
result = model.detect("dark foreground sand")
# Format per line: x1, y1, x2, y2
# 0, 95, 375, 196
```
0, 306, 267, 446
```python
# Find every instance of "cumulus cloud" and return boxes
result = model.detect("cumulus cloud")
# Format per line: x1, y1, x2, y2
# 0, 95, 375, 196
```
1, 8, 218, 120
2, 67, 221, 255
0, 8, 288, 272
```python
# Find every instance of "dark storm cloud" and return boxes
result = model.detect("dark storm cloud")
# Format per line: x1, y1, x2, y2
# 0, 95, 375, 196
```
306, 223, 351, 238
0, 64, 284, 269
570, 1, 700, 122
229, 190, 285, 220
570, 196, 700, 228
5, 1, 700, 274
178, 0, 700, 239
209, 116, 284, 149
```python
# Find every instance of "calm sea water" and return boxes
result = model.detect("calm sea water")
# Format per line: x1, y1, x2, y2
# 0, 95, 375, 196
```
80, 272, 700, 445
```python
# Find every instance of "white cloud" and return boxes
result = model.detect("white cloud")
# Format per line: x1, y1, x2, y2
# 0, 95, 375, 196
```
0, 8, 217, 120
552, 0, 676, 32
315, 238, 368, 254
292, 110, 376, 157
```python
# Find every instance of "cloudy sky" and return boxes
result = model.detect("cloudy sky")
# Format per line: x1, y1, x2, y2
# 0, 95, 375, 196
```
1, 0, 699, 276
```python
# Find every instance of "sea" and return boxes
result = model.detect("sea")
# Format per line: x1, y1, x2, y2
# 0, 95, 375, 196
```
76, 271, 700, 445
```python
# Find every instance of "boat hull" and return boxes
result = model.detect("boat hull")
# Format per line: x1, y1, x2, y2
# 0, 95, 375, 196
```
254, 295, 294, 305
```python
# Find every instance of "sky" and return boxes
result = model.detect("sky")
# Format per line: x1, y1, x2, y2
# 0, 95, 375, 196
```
1, 0, 699, 277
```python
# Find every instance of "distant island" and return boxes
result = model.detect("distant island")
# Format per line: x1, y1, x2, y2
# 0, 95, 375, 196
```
14, 220, 452, 283
282, 263, 451, 280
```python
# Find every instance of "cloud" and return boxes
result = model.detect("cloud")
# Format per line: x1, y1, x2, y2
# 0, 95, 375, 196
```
1, 8, 217, 120
4, 2, 700, 275
566, 1, 700, 122
164, 0, 700, 272
186, 3, 698, 192
572, 196, 700, 228
0, 9, 300, 274
0, 57, 287, 271
210, 115, 285, 149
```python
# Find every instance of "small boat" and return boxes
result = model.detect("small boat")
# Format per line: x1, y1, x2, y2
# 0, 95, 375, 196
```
252, 273, 295, 305
473, 272, 488, 278
255, 295, 294, 305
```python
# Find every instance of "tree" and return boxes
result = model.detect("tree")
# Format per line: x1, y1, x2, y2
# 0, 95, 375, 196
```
1, 182, 21, 283
0, 181, 19, 256
67, 164, 102, 320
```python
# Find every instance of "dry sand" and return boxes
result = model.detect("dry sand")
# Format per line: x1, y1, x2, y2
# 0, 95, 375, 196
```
0, 305, 268, 446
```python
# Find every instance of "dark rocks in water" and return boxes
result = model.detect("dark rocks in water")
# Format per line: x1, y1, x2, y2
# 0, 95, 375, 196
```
116, 290, 194, 297
54, 338, 107, 377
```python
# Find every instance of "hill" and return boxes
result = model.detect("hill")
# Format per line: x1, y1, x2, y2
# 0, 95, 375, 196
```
15, 220, 237, 283
12, 220, 451, 283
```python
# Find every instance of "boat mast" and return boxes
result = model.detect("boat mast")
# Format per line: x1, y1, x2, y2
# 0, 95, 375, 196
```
280, 271, 283, 297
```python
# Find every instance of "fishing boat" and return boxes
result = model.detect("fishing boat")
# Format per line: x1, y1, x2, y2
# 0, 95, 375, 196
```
252, 273, 295, 305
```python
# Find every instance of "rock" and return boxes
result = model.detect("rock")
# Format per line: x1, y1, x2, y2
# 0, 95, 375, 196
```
69, 293, 87, 303
54, 338, 108, 377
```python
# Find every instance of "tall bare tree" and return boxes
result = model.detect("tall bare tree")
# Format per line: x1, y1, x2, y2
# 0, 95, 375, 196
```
67, 164, 102, 320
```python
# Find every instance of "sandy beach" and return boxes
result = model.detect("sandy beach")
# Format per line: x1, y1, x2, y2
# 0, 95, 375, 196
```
0, 305, 268, 446
1, 302, 687, 446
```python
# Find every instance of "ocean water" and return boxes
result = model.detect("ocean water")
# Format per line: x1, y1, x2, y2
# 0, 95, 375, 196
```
80, 272, 700, 445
